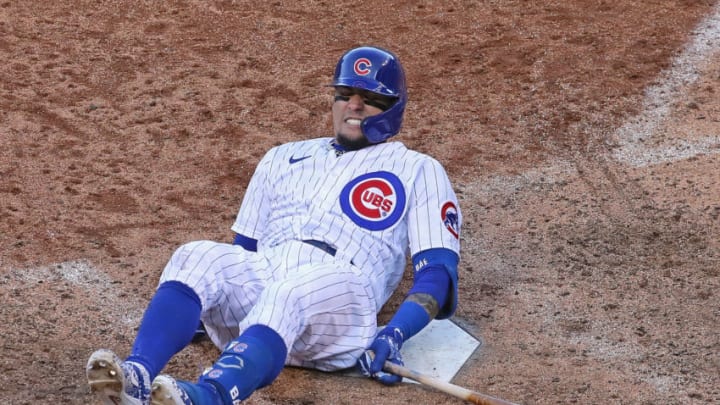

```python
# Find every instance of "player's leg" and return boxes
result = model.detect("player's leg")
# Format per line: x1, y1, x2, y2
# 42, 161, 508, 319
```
151, 323, 286, 405
274, 264, 378, 371
151, 261, 377, 404
87, 240, 265, 405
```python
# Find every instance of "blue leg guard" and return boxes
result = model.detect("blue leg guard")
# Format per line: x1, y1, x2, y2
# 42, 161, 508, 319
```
199, 325, 287, 403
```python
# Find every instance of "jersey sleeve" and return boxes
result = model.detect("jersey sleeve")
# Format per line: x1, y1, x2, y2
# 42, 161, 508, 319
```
231, 148, 277, 240
406, 157, 462, 318
406, 158, 462, 255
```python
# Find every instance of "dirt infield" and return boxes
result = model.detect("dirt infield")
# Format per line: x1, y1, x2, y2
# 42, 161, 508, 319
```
1, 1, 719, 404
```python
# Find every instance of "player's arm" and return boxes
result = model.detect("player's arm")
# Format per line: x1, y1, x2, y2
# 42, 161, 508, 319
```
384, 248, 459, 339
358, 248, 458, 385
359, 158, 461, 385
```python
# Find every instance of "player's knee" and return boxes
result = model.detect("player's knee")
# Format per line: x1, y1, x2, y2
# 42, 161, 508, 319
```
160, 240, 217, 283
167, 240, 215, 271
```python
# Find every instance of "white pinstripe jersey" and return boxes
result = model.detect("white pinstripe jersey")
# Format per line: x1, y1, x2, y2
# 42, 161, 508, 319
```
231, 137, 461, 311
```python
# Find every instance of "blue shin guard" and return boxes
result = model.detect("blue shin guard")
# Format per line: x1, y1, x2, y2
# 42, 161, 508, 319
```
200, 325, 288, 403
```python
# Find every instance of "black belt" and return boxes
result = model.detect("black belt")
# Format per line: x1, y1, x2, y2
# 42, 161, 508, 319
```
302, 239, 337, 256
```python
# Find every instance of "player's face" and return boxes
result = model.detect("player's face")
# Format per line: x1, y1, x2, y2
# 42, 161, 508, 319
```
332, 86, 395, 149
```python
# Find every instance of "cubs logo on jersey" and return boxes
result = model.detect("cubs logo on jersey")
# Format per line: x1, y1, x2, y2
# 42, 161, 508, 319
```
340, 171, 406, 231
441, 201, 459, 239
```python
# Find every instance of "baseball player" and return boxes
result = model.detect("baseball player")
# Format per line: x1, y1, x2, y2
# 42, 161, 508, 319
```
86, 45, 461, 405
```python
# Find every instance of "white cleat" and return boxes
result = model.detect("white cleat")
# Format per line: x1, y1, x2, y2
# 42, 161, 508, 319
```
86, 349, 151, 405
151, 375, 193, 405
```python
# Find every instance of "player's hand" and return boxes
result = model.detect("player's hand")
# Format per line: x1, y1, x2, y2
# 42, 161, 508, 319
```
357, 327, 404, 385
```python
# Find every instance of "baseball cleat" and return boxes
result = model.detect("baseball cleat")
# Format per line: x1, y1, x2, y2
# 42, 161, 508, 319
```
86, 349, 151, 405
151, 375, 193, 405
151, 374, 226, 405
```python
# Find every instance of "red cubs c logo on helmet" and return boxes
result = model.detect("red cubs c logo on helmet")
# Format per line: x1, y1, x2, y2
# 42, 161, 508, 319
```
354, 58, 372, 75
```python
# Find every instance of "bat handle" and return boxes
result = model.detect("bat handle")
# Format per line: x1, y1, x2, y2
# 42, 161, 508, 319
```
383, 362, 520, 405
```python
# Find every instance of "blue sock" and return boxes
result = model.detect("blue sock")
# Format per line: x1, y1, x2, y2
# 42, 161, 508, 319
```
200, 324, 288, 403
126, 281, 202, 379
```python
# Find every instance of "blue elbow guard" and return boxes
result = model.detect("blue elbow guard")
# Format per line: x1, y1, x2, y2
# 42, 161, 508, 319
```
411, 248, 459, 319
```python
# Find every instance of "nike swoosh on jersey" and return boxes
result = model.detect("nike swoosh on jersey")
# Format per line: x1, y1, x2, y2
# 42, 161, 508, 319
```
289, 155, 311, 164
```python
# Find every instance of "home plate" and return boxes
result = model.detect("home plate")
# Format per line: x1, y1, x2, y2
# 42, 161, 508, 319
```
343, 319, 481, 384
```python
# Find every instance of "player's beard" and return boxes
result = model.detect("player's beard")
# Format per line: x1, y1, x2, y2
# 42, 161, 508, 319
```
335, 132, 373, 151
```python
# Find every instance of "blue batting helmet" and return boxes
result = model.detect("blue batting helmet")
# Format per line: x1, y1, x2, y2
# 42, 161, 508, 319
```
331, 46, 407, 143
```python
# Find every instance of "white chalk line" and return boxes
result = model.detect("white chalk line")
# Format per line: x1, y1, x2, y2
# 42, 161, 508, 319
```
612, 3, 720, 167
467, 3, 720, 198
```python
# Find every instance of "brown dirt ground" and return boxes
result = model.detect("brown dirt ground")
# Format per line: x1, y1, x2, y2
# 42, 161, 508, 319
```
1, 1, 719, 404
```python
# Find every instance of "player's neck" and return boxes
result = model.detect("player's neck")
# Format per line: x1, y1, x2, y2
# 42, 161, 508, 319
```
330, 137, 385, 156
329, 139, 352, 156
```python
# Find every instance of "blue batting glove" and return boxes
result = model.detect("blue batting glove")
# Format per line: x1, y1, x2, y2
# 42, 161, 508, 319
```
357, 327, 404, 385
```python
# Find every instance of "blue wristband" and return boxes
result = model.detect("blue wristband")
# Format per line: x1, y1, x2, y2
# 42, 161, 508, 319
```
387, 301, 430, 341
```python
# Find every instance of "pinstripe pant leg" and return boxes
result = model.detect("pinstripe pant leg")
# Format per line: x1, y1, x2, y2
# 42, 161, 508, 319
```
238, 262, 377, 372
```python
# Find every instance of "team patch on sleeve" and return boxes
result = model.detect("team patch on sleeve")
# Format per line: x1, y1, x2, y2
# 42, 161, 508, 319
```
441, 201, 459, 239
340, 171, 406, 231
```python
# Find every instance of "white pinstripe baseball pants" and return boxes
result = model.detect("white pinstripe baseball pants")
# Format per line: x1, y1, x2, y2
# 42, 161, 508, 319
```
159, 239, 378, 371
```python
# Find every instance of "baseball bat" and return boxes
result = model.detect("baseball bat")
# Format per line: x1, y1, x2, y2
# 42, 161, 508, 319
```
383, 361, 520, 405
